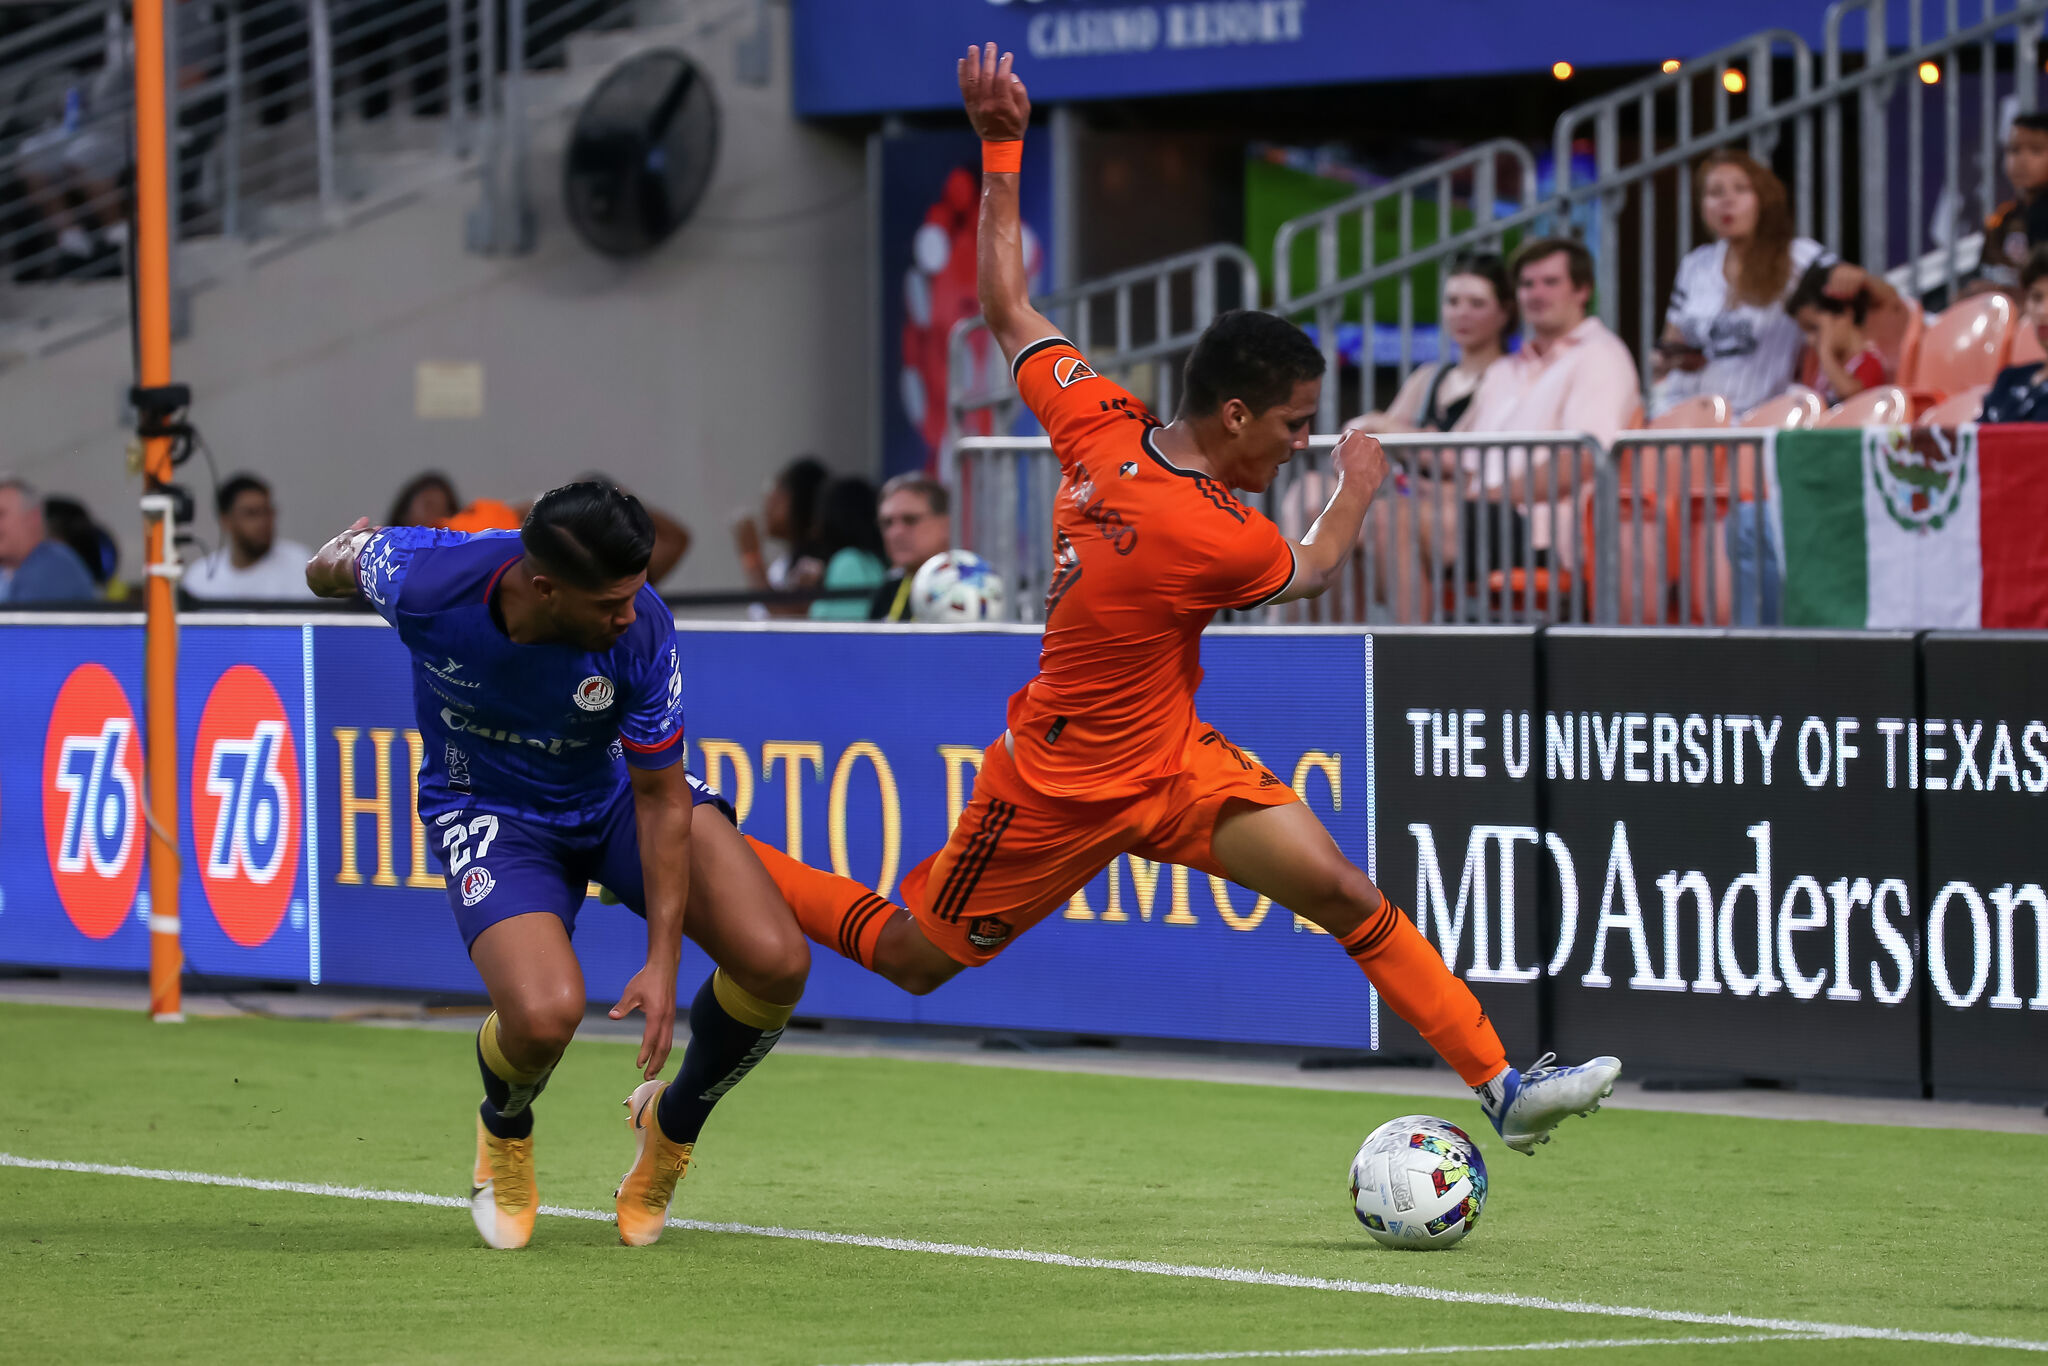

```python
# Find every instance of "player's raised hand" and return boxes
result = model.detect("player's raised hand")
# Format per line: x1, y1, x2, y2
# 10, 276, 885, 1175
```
958, 42, 1029, 143
611, 961, 678, 1079
1331, 428, 1391, 499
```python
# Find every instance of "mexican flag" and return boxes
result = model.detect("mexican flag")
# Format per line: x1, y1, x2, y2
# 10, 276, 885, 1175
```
1766, 425, 2048, 628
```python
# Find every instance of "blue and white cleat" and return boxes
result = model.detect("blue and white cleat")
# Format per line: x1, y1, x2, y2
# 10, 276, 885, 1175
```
1476, 1052, 1622, 1155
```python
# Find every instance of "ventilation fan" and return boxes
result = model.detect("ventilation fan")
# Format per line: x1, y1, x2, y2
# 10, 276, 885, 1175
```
563, 50, 720, 258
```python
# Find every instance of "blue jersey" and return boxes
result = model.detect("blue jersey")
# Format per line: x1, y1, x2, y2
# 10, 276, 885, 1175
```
357, 527, 688, 825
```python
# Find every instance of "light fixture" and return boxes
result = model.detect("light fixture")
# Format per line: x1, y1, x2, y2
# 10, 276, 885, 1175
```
1661, 59, 1681, 74
1918, 60, 1941, 84
1553, 61, 1573, 80
1722, 68, 1747, 94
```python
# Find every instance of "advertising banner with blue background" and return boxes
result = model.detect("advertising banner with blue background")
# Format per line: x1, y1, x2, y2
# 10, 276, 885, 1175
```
790, 1, 1844, 118
6, 615, 2043, 1099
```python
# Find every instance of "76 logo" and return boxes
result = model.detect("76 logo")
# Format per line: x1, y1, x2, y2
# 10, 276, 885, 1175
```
55, 718, 138, 876
204, 720, 292, 885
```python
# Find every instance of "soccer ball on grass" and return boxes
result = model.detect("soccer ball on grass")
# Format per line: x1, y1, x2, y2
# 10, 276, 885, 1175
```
1349, 1114, 1488, 1250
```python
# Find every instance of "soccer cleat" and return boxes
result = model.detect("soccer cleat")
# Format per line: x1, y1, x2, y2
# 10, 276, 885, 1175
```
469, 1113, 538, 1249
1476, 1052, 1622, 1155
615, 1079, 694, 1247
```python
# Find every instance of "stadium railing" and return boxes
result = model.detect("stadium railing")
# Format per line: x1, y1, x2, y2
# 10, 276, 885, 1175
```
0, 0, 635, 287
953, 431, 1608, 627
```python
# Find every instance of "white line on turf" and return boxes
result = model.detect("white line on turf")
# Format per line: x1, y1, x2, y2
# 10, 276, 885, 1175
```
5, 1152, 2045, 1355
824, 1337, 1827, 1366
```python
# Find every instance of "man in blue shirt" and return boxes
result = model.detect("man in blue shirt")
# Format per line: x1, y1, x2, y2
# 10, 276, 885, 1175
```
0, 478, 99, 604
307, 482, 808, 1250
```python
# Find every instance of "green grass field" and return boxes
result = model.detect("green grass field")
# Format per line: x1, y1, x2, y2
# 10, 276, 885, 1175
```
3, 1001, 2045, 1365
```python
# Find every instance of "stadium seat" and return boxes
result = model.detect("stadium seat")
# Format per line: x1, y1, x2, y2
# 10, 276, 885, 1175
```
1920, 383, 1991, 426
1646, 394, 1733, 429
1873, 298, 1925, 387
1818, 385, 1913, 427
1903, 292, 2016, 396
1736, 386, 1825, 429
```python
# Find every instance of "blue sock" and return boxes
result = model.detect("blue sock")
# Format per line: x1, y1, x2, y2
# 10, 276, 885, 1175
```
655, 970, 793, 1145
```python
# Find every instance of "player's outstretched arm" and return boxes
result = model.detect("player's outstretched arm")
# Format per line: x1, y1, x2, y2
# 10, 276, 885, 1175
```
960, 43, 1057, 365
306, 516, 374, 597
612, 762, 692, 1079
1271, 431, 1389, 604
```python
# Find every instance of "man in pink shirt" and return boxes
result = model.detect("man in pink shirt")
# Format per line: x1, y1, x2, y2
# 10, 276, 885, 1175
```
1457, 236, 1640, 573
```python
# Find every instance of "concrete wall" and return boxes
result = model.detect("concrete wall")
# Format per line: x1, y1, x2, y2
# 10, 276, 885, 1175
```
0, 13, 869, 594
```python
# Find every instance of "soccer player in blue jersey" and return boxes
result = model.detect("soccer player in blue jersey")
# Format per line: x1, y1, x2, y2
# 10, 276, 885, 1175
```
307, 482, 808, 1250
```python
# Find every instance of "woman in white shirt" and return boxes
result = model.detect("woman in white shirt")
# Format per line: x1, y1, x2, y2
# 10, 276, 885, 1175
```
1653, 149, 1833, 416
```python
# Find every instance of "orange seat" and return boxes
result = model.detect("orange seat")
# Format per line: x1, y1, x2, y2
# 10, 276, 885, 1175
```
1645, 394, 1733, 429
1487, 566, 1576, 616
1919, 383, 1990, 426
1903, 293, 2016, 395
1736, 386, 1825, 429
1818, 385, 1913, 427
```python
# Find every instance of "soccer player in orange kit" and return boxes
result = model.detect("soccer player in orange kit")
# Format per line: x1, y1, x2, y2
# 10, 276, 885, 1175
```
752, 44, 1620, 1153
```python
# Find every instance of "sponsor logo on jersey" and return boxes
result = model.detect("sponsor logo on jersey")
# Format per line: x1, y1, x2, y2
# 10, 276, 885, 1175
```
574, 675, 615, 711
1053, 355, 1096, 388
966, 916, 1012, 950
460, 866, 495, 906
427, 656, 480, 689
192, 664, 304, 947
438, 707, 591, 754
41, 663, 145, 939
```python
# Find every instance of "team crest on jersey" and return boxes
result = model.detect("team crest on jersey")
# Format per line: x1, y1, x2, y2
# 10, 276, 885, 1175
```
966, 916, 1012, 950
1053, 356, 1096, 388
1119, 461, 1137, 478
574, 675, 615, 711
460, 867, 495, 906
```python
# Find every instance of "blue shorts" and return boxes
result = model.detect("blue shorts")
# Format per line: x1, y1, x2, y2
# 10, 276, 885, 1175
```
430, 773, 731, 949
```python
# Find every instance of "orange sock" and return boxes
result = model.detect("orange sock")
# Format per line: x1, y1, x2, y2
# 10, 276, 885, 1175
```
1339, 901, 1507, 1087
745, 836, 898, 969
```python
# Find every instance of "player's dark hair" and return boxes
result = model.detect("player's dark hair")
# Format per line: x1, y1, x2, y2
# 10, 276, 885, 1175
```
1785, 261, 1869, 325
2021, 241, 2048, 292
2013, 112, 2048, 137
215, 472, 271, 516
1179, 310, 1326, 419
521, 481, 656, 588
387, 471, 458, 527
812, 476, 885, 561
1509, 235, 1595, 293
879, 472, 950, 516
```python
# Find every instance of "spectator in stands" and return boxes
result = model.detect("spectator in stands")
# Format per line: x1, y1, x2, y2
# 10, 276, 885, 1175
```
1975, 113, 2048, 292
1348, 253, 1515, 435
0, 476, 98, 604
386, 472, 521, 533
1653, 150, 1835, 417
735, 456, 829, 618
1785, 262, 1894, 405
804, 477, 887, 621
183, 473, 315, 600
1980, 244, 2048, 422
42, 496, 120, 598
868, 474, 953, 621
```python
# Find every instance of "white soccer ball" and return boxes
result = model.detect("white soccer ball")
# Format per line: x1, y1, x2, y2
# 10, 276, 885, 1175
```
910, 550, 1006, 623
1349, 1114, 1489, 1250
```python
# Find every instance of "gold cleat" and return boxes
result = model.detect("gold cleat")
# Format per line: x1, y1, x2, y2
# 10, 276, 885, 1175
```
615, 1079, 693, 1246
469, 1113, 538, 1250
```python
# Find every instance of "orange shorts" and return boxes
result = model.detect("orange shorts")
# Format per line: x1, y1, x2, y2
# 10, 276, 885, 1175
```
899, 721, 1299, 966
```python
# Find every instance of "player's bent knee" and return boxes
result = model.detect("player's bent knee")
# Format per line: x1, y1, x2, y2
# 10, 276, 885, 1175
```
503, 988, 585, 1060
1297, 862, 1384, 939
729, 937, 810, 1006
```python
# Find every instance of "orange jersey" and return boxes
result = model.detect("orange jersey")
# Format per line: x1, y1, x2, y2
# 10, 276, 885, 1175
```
1002, 336, 1297, 800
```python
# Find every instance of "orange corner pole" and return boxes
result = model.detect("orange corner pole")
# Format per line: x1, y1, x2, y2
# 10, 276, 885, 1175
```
134, 0, 182, 1022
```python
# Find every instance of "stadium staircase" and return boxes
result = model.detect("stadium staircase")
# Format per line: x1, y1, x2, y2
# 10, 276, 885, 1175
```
948, 0, 2048, 439
0, 0, 754, 367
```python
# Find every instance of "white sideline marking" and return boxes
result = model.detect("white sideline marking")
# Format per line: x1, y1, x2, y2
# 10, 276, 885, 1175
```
826, 1338, 1822, 1366
5, 1152, 2046, 1355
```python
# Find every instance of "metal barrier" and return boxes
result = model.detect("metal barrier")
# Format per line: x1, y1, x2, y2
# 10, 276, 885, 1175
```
944, 242, 1259, 457
1603, 429, 1774, 628
953, 431, 1605, 628
0, 0, 633, 285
